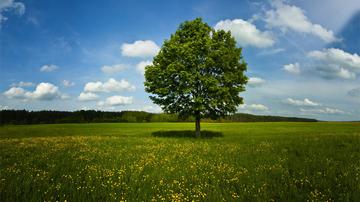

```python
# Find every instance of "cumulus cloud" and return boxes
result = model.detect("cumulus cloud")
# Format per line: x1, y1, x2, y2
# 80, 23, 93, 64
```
98, 95, 133, 106
40, 64, 59, 72
308, 48, 360, 71
10, 81, 34, 87
314, 65, 356, 80
283, 98, 320, 107
62, 80, 75, 87
308, 48, 360, 80
3, 87, 27, 99
28, 83, 62, 100
121, 40, 160, 58
0, 0, 25, 26
214, 19, 274, 48
300, 107, 346, 115
101, 64, 126, 74
335, 68, 356, 80
283, 63, 300, 74
264, 0, 338, 43
3, 82, 64, 101
238, 103, 269, 111
136, 60, 152, 75
78, 92, 99, 101
84, 78, 135, 93
248, 77, 265, 87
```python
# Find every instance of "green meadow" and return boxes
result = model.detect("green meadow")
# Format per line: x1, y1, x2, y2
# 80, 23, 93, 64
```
0, 122, 359, 201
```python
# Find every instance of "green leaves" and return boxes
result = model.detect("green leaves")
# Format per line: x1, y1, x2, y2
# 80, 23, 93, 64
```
145, 18, 248, 119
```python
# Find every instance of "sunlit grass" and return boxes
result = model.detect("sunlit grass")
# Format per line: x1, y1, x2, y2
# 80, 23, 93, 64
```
0, 122, 359, 201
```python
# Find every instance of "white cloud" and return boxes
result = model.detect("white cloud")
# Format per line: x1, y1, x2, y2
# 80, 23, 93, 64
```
283, 63, 300, 74
101, 64, 126, 74
62, 80, 75, 87
283, 98, 320, 107
300, 107, 346, 115
84, 78, 135, 93
0, 105, 9, 110
142, 105, 162, 113
121, 40, 160, 58
3, 82, 64, 101
60, 94, 70, 100
214, 19, 274, 48
264, 1, 338, 43
336, 68, 356, 80
136, 60, 152, 75
258, 48, 285, 55
28, 83, 62, 100
3, 87, 27, 99
40, 64, 59, 72
0, 0, 25, 26
308, 48, 360, 80
315, 65, 356, 80
238, 103, 269, 111
98, 95, 133, 106
281, 94, 349, 116
78, 92, 99, 101
248, 77, 265, 87
10, 81, 34, 87
308, 48, 360, 72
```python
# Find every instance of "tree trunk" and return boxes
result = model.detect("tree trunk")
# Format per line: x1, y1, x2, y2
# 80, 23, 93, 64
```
195, 116, 201, 138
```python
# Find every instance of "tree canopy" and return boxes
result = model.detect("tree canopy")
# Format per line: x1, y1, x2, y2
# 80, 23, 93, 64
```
144, 18, 248, 136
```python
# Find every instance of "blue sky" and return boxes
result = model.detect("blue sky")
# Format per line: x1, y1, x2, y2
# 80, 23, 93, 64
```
1, 0, 360, 121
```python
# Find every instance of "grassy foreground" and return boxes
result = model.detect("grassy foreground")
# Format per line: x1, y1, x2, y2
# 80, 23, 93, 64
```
0, 122, 359, 201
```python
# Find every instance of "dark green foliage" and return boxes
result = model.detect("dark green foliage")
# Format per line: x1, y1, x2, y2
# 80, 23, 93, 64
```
0, 110, 317, 125
219, 113, 317, 122
149, 113, 181, 122
144, 18, 248, 121
119, 111, 152, 122
0, 110, 150, 124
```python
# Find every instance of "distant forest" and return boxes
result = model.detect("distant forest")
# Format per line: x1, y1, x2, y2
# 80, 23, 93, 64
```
0, 110, 317, 125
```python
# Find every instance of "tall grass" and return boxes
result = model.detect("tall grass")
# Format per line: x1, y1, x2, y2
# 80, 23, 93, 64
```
0, 122, 359, 201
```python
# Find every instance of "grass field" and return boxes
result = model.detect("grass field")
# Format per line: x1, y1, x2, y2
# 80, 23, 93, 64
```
0, 122, 359, 201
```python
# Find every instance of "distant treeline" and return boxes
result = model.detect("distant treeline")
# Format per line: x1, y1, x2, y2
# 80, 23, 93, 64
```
0, 110, 317, 125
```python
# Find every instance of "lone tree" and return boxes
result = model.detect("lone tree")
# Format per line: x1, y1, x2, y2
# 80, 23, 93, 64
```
145, 18, 248, 137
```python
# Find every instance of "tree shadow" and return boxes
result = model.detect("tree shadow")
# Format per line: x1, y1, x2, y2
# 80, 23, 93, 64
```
151, 130, 223, 139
